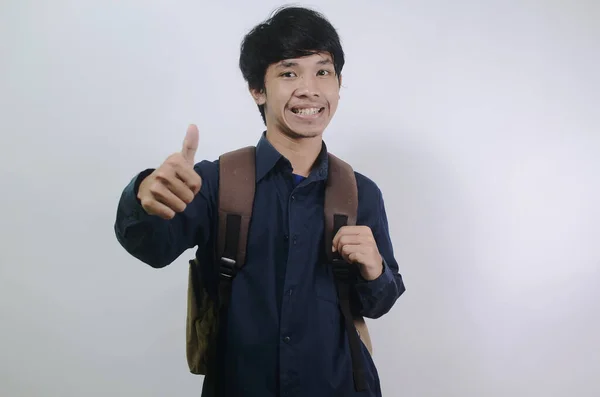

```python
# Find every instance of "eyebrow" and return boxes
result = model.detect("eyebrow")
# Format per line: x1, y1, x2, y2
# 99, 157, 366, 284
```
277, 59, 333, 68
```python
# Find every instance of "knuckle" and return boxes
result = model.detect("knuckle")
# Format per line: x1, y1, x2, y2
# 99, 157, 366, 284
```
193, 177, 202, 191
149, 182, 163, 195
181, 193, 193, 205
188, 182, 200, 195
140, 198, 151, 210
140, 200, 156, 214
154, 169, 170, 182
140, 194, 152, 205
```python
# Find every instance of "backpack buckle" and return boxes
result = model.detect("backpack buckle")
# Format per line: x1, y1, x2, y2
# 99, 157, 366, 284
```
331, 258, 351, 282
219, 257, 237, 279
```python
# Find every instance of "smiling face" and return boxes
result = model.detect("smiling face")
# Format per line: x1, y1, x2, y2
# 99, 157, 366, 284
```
251, 52, 342, 140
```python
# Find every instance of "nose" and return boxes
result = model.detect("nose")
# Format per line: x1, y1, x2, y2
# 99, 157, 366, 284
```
295, 75, 320, 98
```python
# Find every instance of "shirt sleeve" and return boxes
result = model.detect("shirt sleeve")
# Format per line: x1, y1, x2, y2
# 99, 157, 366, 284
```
352, 182, 406, 319
113, 161, 217, 268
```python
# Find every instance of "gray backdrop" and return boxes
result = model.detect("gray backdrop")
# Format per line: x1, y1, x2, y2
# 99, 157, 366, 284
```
1, 0, 599, 396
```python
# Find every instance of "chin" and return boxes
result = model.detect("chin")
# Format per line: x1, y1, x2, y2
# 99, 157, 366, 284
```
282, 114, 330, 139
283, 125, 325, 140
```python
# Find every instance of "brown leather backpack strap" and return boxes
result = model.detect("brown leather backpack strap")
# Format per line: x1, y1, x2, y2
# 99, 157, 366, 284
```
217, 146, 256, 276
204, 146, 256, 397
324, 153, 358, 262
324, 153, 369, 392
322, 154, 372, 351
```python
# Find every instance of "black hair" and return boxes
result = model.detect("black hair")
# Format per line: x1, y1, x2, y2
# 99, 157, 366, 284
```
239, 5, 345, 124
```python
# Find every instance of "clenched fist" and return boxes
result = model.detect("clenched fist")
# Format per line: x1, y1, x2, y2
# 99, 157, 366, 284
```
138, 124, 203, 220
332, 226, 384, 281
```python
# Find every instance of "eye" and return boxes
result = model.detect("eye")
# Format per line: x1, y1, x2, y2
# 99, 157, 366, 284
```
280, 71, 296, 78
317, 69, 333, 76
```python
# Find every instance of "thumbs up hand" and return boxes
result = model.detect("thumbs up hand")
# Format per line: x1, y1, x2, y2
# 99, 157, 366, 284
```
137, 124, 203, 220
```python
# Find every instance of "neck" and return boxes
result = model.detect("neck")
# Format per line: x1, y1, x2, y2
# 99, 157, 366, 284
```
265, 128, 323, 177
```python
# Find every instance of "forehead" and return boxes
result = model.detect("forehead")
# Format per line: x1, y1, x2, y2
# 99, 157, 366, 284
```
272, 52, 333, 69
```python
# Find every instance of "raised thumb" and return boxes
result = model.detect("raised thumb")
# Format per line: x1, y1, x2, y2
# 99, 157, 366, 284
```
181, 124, 199, 164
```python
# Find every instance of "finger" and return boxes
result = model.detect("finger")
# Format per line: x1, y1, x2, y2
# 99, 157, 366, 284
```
181, 124, 199, 165
339, 234, 364, 246
149, 181, 188, 213
333, 234, 362, 253
334, 226, 375, 251
143, 199, 176, 220
174, 163, 202, 195
154, 165, 198, 196
340, 244, 362, 263
163, 176, 195, 204
332, 226, 361, 251
348, 251, 366, 265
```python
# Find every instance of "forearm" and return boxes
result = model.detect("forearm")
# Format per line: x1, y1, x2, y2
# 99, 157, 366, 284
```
351, 183, 406, 318
352, 259, 405, 318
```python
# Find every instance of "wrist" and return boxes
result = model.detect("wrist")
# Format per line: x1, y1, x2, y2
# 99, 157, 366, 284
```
134, 169, 155, 203
359, 257, 384, 281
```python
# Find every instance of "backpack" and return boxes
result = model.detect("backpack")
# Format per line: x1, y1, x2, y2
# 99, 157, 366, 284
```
185, 146, 371, 392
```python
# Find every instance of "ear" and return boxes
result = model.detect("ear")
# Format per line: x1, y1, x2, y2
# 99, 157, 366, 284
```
250, 87, 266, 105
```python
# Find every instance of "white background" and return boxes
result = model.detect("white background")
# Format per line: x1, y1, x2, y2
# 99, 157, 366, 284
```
1, 0, 599, 396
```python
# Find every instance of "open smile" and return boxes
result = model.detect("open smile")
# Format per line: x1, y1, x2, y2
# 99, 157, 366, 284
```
289, 106, 326, 118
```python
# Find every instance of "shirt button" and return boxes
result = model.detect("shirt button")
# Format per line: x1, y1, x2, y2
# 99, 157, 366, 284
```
284, 234, 289, 241
291, 195, 296, 201
283, 336, 291, 343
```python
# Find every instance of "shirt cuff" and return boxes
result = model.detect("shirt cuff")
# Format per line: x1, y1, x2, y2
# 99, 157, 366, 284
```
119, 168, 155, 226
354, 258, 394, 298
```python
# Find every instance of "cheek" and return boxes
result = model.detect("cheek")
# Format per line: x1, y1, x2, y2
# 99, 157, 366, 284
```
322, 83, 340, 109
328, 93, 340, 112
266, 91, 291, 112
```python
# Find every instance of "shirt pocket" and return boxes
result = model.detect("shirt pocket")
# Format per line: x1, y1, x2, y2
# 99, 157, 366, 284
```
313, 266, 341, 338
314, 264, 339, 304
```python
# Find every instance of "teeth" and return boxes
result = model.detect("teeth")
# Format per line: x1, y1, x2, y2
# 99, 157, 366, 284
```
293, 107, 321, 115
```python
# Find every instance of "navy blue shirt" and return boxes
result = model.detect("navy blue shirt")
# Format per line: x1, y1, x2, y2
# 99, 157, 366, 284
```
114, 133, 405, 397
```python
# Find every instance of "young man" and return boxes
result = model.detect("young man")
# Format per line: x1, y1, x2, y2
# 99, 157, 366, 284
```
114, 6, 405, 397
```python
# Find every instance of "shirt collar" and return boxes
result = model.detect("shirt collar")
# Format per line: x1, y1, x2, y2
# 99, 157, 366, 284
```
255, 131, 329, 183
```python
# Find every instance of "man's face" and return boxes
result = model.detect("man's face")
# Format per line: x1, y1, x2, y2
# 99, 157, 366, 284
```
251, 52, 341, 139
